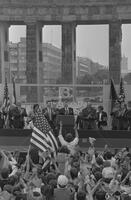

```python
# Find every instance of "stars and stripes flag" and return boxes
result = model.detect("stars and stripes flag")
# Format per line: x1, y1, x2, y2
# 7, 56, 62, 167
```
3, 77, 10, 108
110, 78, 118, 112
12, 76, 16, 105
119, 77, 125, 103
3, 77, 10, 128
30, 109, 58, 155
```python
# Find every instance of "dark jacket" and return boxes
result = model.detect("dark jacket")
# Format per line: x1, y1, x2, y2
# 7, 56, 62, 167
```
96, 111, 107, 128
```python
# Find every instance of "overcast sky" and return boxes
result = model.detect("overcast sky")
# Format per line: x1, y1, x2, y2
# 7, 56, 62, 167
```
9, 24, 131, 68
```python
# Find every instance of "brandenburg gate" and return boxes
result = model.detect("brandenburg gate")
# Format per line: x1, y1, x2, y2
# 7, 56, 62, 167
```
0, 0, 130, 87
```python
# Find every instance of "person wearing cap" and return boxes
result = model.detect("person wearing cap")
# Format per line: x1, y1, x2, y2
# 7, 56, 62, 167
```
96, 105, 107, 130
58, 122, 79, 155
54, 175, 74, 200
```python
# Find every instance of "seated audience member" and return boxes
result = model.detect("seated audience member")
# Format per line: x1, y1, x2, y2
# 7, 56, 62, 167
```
59, 100, 74, 115
58, 122, 79, 155
96, 105, 108, 130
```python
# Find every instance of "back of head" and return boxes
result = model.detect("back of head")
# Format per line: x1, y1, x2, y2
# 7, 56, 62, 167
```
76, 191, 86, 200
70, 167, 78, 180
95, 190, 106, 200
65, 133, 73, 143
1, 168, 9, 179
29, 148, 39, 164
57, 175, 68, 188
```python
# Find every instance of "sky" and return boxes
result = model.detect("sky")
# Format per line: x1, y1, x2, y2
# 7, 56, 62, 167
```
9, 24, 131, 68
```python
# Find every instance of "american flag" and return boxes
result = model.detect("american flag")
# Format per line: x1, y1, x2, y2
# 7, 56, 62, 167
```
119, 77, 125, 103
12, 76, 16, 105
3, 77, 10, 128
30, 109, 58, 155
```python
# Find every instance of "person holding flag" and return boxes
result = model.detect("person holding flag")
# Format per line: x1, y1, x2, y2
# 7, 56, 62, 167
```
25, 105, 59, 174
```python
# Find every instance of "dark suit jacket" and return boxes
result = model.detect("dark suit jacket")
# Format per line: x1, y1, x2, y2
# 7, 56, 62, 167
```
59, 107, 74, 115
96, 111, 107, 127
43, 107, 58, 121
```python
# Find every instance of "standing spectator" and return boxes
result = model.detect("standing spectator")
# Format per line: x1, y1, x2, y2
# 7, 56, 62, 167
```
43, 100, 58, 130
16, 102, 27, 129
96, 106, 108, 130
81, 102, 97, 129
126, 101, 131, 130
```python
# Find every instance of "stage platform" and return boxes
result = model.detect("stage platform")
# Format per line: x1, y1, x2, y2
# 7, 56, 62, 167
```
0, 129, 131, 151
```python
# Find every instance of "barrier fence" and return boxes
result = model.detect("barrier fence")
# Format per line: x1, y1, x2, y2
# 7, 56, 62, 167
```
0, 129, 131, 152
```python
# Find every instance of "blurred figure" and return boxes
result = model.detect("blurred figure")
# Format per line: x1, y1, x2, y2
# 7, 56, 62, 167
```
43, 100, 58, 131
117, 102, 128, 130
16, 102, 27, 129
81, 102, 97, 129
59, 100, 74, 115
96, 105, 108, 130
110, 102, 120, 130
0, 102, 5, 128
126, 101, 131, 130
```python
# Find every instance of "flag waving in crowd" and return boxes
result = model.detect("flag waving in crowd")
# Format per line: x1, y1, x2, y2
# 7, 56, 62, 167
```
30, 109, 58, 155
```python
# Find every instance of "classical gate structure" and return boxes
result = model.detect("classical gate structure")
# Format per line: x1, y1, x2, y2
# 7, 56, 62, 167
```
0, 0, 130, 103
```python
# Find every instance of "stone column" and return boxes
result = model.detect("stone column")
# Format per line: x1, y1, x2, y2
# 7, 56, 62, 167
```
62, 23, 76, 84
26, 21, 43, 103
0, 23, 9, 83
109, 21, 122, 84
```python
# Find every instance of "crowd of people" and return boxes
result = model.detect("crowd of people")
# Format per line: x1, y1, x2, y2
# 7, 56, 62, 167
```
0, 99, 131, 131
0, 125, 131, 200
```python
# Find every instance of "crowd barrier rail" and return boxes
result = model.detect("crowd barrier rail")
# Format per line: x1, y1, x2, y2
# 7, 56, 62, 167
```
0, 129, 131, 151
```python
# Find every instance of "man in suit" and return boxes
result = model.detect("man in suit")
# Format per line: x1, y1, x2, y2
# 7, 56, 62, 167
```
81, 102, 97, 129
59, 100, 74, 115
96, 105, 108, 130
43, 100, 58, 131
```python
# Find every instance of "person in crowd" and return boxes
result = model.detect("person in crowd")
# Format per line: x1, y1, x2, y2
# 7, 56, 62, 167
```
81, 102, 97, 129
96, 105, 108, 130
59, 100, 74, 115
58, 122, 79, 155
53, 175, 74, 200
8, 102, 27, 129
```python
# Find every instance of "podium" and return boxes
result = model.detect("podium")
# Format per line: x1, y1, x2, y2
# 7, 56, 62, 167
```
56, 115, 75, 137
57, 115, 75, 126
